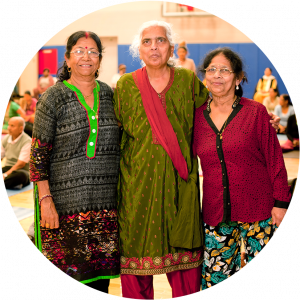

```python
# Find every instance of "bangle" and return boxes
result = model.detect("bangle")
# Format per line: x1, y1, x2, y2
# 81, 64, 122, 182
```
39, 194, 53, 206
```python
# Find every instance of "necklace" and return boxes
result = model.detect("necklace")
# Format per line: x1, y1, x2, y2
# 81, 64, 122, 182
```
70, 79, 98, 118
90, 103, 99, 118
206, 96, 240, 113
83, 90, 94, 99
219, 109, 232, 140
206, 96, 241, 140
89, 87, 99, 118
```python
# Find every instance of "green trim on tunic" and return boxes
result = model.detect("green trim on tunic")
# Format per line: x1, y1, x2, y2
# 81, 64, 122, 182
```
81, 274, 120, 284
34, 183, 42, 252
33, 182, 120, 284
63, 80, 100, 158
113, 67, 209, 275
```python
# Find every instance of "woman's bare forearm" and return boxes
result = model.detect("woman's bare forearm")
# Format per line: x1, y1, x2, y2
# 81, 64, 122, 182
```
36, 180, 51, 198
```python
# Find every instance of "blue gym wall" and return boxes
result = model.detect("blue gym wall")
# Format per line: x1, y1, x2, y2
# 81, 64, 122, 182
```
119, 43, 288, 99
41, 43, 288, 100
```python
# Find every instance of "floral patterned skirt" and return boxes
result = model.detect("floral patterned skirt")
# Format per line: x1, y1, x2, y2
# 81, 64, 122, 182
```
202, 217, 277, 289
35, 207, 120, 283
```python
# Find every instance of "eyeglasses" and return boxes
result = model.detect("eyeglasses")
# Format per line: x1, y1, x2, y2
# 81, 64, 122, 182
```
70, 49, 100, 58
204, 67, 234, 77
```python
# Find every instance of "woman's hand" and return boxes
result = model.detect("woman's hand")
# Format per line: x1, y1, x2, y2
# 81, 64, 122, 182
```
40, 197, 59, 229
278, 124, 286, 134
293, 140, 299, 147
271, 207, 287, 227
268, 112, 280, 130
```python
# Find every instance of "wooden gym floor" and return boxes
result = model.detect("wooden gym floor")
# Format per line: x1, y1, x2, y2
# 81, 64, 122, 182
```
5, 140, 299, 298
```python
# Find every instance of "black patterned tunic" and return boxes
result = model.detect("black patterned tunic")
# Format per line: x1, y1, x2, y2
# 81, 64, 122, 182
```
30, 80, 120, 282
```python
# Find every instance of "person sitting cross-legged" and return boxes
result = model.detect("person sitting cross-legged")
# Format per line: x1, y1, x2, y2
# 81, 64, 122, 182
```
280, 114, 299, 152
1, 117, 31, 189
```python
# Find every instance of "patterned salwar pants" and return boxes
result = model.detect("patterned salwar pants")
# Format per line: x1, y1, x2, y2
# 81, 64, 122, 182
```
202, 217, 277, 289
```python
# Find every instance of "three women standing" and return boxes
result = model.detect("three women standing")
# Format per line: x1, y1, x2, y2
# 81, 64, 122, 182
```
30, 31, 120, 293
30, 26, 288, 297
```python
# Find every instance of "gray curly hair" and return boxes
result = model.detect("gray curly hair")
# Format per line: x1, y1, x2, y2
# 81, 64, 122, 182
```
129, 20, 177, 67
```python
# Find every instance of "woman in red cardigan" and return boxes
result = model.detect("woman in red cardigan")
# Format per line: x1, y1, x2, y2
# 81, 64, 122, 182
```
193, 47, 291, 289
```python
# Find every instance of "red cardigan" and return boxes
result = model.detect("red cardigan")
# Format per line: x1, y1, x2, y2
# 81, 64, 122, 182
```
193, 97, 291, 226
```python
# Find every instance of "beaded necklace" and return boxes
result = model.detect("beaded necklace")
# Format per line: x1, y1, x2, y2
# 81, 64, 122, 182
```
70, 80, 99, 118
206, 96, 241, 140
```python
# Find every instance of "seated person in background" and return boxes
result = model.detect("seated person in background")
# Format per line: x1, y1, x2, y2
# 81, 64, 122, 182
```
274, 94, 295, 133
9, 93, 26, 117
33, 68, 55, 99
111, 64, 126, 90
2, 94, 27, 134
2, 104, 10, 135
6, 96, 26, 119
263, 88, 280, 113
280, 114, 299, 152
254, 67, 277, 103
1, 117, 31, 189
20, 91, 37, 137
175, 41, 196, 73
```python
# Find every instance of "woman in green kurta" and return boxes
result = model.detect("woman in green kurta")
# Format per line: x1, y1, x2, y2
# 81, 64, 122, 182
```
113, 20, 209, 298
2, 95, 26, 133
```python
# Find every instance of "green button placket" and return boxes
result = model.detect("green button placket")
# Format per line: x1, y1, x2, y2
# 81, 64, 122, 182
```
63, 80, 100, 159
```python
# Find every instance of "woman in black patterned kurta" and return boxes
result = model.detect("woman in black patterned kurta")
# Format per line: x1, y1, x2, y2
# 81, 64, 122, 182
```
30, 31, 120, 293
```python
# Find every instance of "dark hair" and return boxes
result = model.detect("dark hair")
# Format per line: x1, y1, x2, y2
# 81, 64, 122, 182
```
9, 92, 19, 102
43, 68, 50, 73
178, 46, 187, 52
177, 41, 188, 52
269, 87, 279, 96
24, 90, 31, 95
281, 94, 292, 105
57, 31, 104, 82
198, 47, 248, 97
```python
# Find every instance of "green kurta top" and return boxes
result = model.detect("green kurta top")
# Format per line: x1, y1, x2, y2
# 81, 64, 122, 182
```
3, 101, 21, 130
9, 101, 21, 118
63, 80, 100, 158
113, 67, 209, 275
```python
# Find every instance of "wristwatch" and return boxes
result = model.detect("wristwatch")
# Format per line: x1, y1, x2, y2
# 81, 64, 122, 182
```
3, 173, 7, 178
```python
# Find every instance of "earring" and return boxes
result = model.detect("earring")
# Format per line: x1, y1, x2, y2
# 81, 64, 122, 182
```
67, 67, 71, 74
95, 70, 99, 78
236, 85, 239, 90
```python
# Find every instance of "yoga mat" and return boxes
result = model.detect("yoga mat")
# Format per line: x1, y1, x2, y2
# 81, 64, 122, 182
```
6, 182, 33, 197
277, 134, 288, 141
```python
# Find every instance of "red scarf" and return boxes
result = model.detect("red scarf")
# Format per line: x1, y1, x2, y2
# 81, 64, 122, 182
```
133, 67, 188, 181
